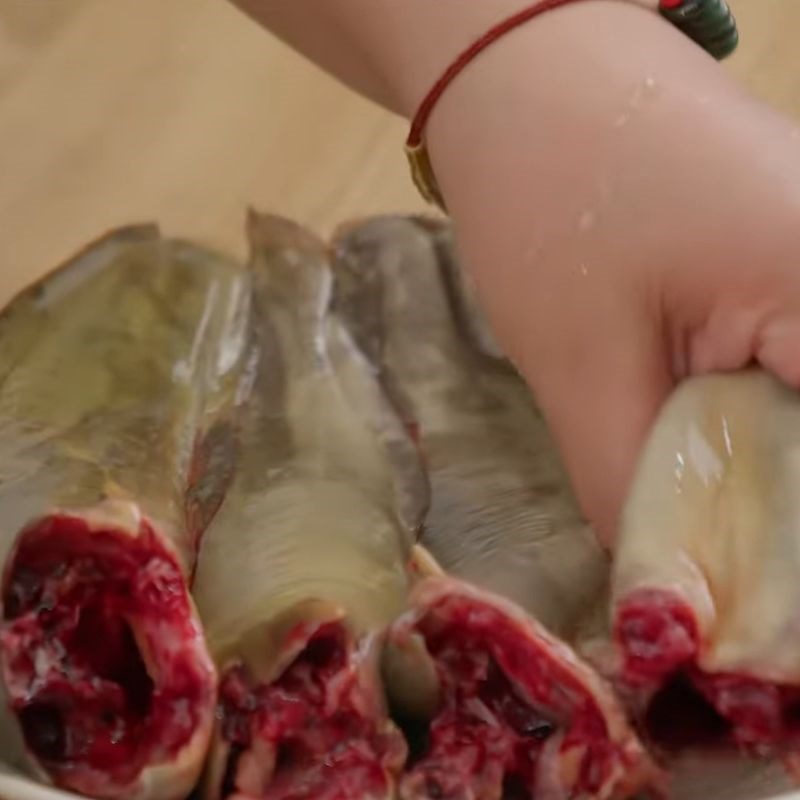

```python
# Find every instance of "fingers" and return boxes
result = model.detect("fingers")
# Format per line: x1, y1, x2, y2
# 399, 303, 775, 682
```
757, 316, 800, 391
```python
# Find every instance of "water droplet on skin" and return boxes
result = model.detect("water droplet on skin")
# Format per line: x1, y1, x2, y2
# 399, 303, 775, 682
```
523, 238, 545, 267
614, 77, 660, 128
629, 81, 647, 109
578, 210, 595, 233
578, 262, 589, 277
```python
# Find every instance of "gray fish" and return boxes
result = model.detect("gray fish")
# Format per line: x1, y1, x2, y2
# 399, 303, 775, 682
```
332, 216, 658, 800
0, 227, 250, 800
193, 213, 424, 800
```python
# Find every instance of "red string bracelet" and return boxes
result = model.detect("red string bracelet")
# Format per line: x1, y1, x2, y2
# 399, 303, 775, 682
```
405, 0, 738, 210
405, 0, 615, 210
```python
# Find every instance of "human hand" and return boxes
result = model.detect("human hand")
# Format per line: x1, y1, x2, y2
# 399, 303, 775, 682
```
423, 2, 800, 544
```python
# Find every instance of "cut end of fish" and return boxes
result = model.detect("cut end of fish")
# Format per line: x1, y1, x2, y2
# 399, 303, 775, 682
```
615, 588, 800, 761
0, 510, 216, 800
213, 619, 406, 800
389, 577, 660, 800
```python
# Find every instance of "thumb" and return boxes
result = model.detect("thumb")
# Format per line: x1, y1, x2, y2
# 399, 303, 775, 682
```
520, 315, 673, 548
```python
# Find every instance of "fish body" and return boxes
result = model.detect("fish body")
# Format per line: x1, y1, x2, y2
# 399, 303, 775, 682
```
0, 227, 250, 800
613, 369, 800, 768
332, 216, 656, 800
332, 216, 606, 638
193, 214, 423, 800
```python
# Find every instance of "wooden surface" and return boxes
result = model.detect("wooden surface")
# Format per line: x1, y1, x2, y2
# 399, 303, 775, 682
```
0, 0, 798, 305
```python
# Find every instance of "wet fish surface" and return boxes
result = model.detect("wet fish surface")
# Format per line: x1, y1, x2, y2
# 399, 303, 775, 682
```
0, 227, 250, 800
612, 369, 800, 780
192, 213, 425, 800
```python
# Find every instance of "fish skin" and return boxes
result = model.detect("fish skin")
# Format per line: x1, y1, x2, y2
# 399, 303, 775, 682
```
0, 228, 250, 573
0, 227, 251, 800
613, 369, 800, 681
331, 215, 659, 800
192, 212, 422, 800
331, 215, 607, 639
611, 369, 800, 770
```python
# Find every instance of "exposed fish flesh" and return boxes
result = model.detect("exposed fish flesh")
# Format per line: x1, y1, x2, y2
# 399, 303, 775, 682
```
612, 369, 800, 770
0, 227, 250, 800
193, 214, 424, 800
332, 216, 657, 800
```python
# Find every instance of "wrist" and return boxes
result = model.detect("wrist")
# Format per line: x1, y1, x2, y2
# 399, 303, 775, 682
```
376, 0, 565, 117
